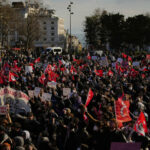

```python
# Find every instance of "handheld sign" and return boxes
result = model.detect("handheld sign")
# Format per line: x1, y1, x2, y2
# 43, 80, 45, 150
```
0, 106, 8, 115
63, 88, 71, 97
34, 87, 41, 97
42, 93, 52, 101
25, 66, 33, 74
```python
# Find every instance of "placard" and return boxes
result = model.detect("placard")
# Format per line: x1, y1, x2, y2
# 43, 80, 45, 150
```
117, 58, 123, 64
25, 66, 33, 74
92, 56, 98, 60
42, 93, 52, 101
34, 87, 41, 97
47, 82, 57, 89
110, 142, 141, 150
28, 90, 34, 98
0, 106, 7, 115
63, 88, 71, 97
132, 61, 140, 67
100, 57, 108, 66
112, 62, 116, 68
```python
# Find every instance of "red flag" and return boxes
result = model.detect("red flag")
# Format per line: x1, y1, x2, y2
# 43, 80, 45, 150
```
115, 99, 132, 126
122, 53, 127, 59
87, 52, 91, 60
134, 112, 148, 136
45, 64, 52, 73
48, 71, 59, 82
95, 69, 103, 77
128, 56, 132, 62
70, 65, 77, 74
34, 57, 40, 63
108, 70, 113, 77
39, 74, 46, 84
9, 71, 18, 82
11, 63, 21, 72
85, 89, 94, 107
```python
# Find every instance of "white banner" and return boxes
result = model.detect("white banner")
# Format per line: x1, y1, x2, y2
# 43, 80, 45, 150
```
47, 82, 57, 89
0, 87, 31, 114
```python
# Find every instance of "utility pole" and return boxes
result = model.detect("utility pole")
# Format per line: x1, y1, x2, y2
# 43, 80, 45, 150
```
67, 2, 74, 54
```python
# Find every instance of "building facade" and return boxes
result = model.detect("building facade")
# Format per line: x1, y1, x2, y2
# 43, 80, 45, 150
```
0, 0, 66, 50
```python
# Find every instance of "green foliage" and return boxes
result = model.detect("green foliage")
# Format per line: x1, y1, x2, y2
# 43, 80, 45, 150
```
84, 9, 150, 51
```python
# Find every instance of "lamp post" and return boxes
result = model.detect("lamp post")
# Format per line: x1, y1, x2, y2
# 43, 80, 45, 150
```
67, 2, 74, 54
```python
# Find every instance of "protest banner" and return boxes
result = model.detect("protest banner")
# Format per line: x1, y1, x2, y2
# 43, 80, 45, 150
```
110, 142, 141, 150
25, 66, 33, 74
100, 57, 109, 66
47, 82, 57, 89
0, 87, 31, 114
34, 87, 41, 97
63, 88, 71, 97
42, 93, 52, 101
0, 106, 8, 115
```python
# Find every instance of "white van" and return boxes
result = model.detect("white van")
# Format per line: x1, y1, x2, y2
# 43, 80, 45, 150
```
46, 47, 62, 55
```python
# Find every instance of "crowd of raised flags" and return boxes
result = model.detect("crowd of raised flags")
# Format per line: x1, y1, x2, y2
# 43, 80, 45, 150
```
0, 49, 150, 150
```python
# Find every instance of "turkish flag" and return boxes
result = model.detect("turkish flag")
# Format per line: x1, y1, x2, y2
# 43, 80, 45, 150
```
9, 71, 18, 82
39, 74, 46, 84
11, 64, 21, 72
48, 71, 59, 82
134, 112, 148, 136
95, 69, 103, 77
128, 56, 132, 62
122, 53, 127, 59
115, 99, 132, 126
45, 64, 52, 73
85, 89, 94, 107
34, 57, 40, 63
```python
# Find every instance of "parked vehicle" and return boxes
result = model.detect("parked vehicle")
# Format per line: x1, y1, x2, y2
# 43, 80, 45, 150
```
46, 47, 62, 55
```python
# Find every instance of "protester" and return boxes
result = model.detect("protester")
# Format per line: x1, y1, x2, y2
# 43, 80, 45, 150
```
0, 49, 150, 150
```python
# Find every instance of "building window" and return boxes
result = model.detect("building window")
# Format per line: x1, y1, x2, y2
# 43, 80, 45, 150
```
51, 21, 54, 24
43, 27, 47, 30
51, 38, 54, 41
44, 38, 47, 41
51, 27, 54, 30
43, 22, 46, 24
51, 33, 55, 36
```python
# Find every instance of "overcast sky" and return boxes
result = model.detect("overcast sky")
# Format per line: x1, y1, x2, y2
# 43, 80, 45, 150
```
42, 0, 150, 34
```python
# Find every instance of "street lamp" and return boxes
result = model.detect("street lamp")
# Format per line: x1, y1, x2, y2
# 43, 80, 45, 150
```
67, 1, 74, 54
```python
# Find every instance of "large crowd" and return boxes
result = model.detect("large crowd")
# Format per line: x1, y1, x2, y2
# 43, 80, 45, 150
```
0, 49, 150, 150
